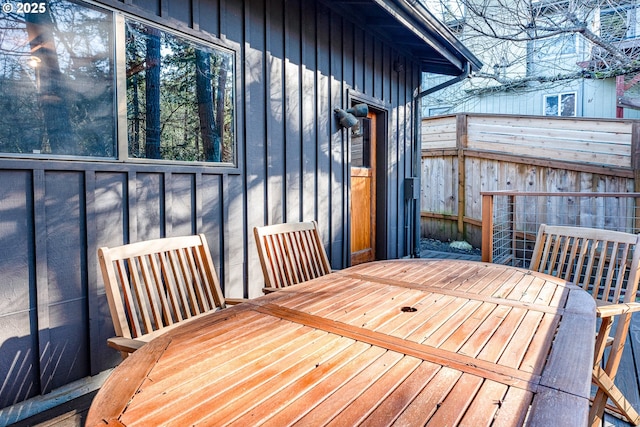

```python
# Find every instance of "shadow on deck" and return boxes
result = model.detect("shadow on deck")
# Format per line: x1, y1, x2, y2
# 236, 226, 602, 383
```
6, 391, 96, 427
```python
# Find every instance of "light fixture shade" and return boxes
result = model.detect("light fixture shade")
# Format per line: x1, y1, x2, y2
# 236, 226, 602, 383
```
334, 108, 358, 128
346, 103, 368, 117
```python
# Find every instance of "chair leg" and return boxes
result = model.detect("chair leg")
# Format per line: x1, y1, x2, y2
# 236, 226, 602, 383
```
593, 317, 613, 366
591, 365, 640, 426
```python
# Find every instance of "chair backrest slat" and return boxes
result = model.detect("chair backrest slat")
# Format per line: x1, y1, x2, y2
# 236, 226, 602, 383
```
158, 250, 184, 322
530, 224, 640, 304
147, 252, 174, 327
177, 247, 199, 316
254, 221, 332, 290
98, 234, 226, 341
137, 254, 164, 330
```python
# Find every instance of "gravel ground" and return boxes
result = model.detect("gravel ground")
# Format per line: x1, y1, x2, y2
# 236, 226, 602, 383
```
420, 238, 481, 256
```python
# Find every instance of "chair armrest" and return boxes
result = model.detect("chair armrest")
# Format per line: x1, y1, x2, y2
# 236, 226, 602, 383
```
224, 297, 247, 305
107, 336, 146, 354
597, 302, 640, 318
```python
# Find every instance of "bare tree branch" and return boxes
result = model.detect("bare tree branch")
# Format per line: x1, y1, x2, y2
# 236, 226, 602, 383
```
422, 0, 640, 111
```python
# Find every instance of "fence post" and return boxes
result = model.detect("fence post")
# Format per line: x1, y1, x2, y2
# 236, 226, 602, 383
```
457, 114, 468, 239
633, 123, 640, 233
481, 193, 493, 263
509, 194, 516, 266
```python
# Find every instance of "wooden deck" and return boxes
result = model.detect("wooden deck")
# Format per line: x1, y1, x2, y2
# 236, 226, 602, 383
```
7, 249, 640, 427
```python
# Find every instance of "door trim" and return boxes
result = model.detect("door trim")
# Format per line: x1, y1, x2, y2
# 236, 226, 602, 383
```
347, 92, 389, 266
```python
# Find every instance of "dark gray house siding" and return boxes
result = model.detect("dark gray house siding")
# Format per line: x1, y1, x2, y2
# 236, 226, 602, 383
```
0, 0, 479, 413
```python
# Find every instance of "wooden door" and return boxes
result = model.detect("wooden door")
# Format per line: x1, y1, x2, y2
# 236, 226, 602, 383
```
350, 112, 376, 265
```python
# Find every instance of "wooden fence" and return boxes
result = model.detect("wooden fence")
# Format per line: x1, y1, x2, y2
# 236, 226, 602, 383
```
420, 114, 640, 247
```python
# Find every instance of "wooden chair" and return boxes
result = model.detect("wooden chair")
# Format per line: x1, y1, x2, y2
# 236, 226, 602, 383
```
529, 224, 640, 426
254, 221, 331, 292
98, 234, 242, 359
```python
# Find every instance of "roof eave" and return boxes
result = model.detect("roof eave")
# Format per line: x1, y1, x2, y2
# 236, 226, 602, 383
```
319, 0, 482, 76
381, 0, 482, 74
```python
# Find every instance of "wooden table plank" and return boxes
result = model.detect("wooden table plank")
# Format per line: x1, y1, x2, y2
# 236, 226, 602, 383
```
488, 386, 533, 426
294, 351, 406, 425
272, 275, 371, 312
538, 288, 595, 398
475, 306, 529, 363
391, 366, 465, 425
258, 346, 389, 426
327, 286, 413, 327
425, 373, 485, 427
422, 299, 484, 347
190, 333, 354, 426
378, 293, 459, 338
121, 322, 327, 422
324, 355, 423, 426
457, 304, 513, 358
152, 309, 284, 373
358, 361, 442, 426
499, 309, 549, 371
519, 313, 560, 373
133, 317, 312, 400
88, 334, 171, 426
460, 266, 520, 295
439, 301, 498, 352
230, 340, 373, 425
358, 289, 440, 331
457, 380, 510, 427
527, 386, 589, 426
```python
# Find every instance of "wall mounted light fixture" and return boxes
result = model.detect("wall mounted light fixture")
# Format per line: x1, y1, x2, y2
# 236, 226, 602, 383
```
334, 103, 369, 129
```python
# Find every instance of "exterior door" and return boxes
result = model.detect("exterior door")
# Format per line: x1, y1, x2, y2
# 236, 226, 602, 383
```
350, 111, 376, 265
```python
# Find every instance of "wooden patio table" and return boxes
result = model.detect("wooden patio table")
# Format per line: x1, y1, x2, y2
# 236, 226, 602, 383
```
87, 259, 595, 426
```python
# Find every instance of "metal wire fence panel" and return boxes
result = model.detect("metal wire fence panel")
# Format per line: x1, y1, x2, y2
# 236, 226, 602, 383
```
482, 192, 640, 268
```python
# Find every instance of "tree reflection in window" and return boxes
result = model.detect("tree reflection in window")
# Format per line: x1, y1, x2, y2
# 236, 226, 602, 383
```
126, 20, 235, 163
544, 93, 576, 117
0, 0, 114, 156
0, 1, 235, 165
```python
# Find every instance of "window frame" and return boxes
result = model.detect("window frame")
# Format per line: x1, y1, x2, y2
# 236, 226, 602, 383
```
0, 0, 240, 170
543, 92, 577, 117
116, 14, 238, 167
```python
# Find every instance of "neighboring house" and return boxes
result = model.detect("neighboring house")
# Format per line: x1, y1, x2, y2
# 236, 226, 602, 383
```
0, 0, 480, 419
421, 0, 640, 119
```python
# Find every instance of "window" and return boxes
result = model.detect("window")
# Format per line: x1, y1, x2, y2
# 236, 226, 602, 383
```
544, 93, 576, 116
0, 1, 115, 156
427, 106, 452, 117
351, 118, 371, 168
534, 34, 577, 60
125, 20, 235, 163
0, 0, 236, 165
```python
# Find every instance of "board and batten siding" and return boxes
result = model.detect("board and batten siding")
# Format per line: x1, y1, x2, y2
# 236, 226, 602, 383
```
420, 114, 638, 246
0, 0, 421, 411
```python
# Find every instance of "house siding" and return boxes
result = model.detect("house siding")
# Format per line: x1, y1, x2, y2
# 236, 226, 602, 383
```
0, 0, 423, 409
424, 75, 640, 119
